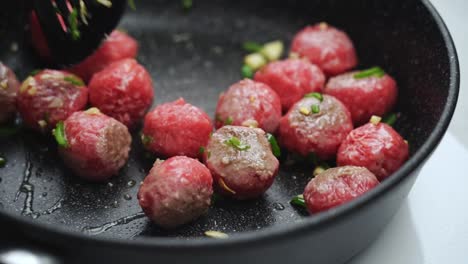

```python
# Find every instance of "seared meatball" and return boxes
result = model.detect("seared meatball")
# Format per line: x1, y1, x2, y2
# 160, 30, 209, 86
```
58, 108, 131, 181
325, 70, 398, 125
278, 94, 353, 160
204, 126, 279, 200
67, 30, 138, 82
138, 156, 213, 228
304, 166, 379, 213
142, 98, 213, 159
337, 121, 409, 181
89, 58, 154, 128
0, 62, 20, 123
291, 23, 358, 76
17, 70, 88, 132
215, 79, 281, 133
254, 59, 325, 111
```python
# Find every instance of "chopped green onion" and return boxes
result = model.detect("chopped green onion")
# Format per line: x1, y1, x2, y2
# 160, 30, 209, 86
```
181, 0, 192, 10
96, 0, 112, 7
225, 116, 233, 125
266, 133, 281, 157
64, 76, 84, 86
141, 134, 153, 146
311, 104, 320, 114
128, 0, 136, 10
244, 53, 267, 71
260, 40, 284, 61
199, 146, 205, 154
382, 113, 398, 126
79, 0, 89, 24
52, 121, 69, 148
68, 8, 81, 40
353, 67, 385, 79
29, 69, 41, 76
242, 41, 263, 53
290, 194, 306, 208
241, 65, 254, 79
205, 230, 229, 239
224, 136, 250, 151
304, 92, 323, 102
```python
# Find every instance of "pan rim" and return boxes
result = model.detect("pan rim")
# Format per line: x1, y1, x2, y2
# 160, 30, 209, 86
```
0, 0, 460, 251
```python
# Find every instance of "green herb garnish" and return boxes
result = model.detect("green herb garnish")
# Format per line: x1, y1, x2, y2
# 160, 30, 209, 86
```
304, 92, 323, 102
68, 8, 81, 40
199, 146, 205, 155
0, 157, 6, 168
128, 0, 136, 10
353, 67, 385, 79
64, 76, 84, 86
266, 133, 281, 158
225, 116, 233, 125
224, 136, 250, 151
29, 69, 41, 76
382, 113, 398, 126
243, 41, 263, 53
241, 65, 254, 79
182, 0, 192, 10
311, 104, 320, 114
141, 134, 153, 146
52, 121, 69, 148
290, 194, 306, 208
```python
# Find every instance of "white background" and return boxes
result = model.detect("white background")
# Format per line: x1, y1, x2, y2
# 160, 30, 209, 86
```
350, 1, 468, 263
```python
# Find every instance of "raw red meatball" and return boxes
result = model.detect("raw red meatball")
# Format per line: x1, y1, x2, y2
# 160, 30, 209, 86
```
67, 30, 138, 82
325, 70, 398, 125
204, 126, 279, 200
215, 79, 281, 133
0, 62, 20, 123
142, 98, 212, 158
89, 58, 154, 128
254, 59, 325, 111
58, 108, 131, 181
278, 94, 353, 160
337, 121, 409, 181
17, 70, 88, 132
291, 22, 358, 76
304, 166, 379, 213
138, 156, 213, 228
29, 11, 51, 62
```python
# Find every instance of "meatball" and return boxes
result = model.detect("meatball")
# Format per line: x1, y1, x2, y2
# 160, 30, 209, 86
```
142, 98, 212, 158
254, 59, 325, 111
324, 70, 398, 125
337, 121, 409, 181
138, 156, 213, 228
17, 70, 88, 132
215, 79, 281, 133
204, 126, 279, 200
304, 166, 379, 213
278, 94, 353, 160
57, 108, 131, 181
291, 22, 358, 76
0, 62, 20, 123
89, 58, 154, 128
67, 30, 138, 82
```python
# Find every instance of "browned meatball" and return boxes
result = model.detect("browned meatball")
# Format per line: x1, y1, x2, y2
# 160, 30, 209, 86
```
0, 62, 20, 123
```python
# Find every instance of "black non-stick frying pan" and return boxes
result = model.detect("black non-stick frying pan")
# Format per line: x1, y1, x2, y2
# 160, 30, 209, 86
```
0, 0, 459, 263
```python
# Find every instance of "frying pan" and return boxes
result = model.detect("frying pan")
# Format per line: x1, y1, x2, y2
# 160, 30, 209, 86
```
0, 0, 459, 263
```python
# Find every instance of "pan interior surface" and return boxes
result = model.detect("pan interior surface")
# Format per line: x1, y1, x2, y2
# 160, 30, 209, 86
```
0, 0, 453, 240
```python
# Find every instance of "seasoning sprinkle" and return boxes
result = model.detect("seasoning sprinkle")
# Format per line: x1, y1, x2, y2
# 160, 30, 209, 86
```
52, 121, 69, 148
205, 230, 229, 239
353, 67, 385, 79
266, 133, 281, 158
224, 136, 250, 151
304, 92, 323, 102
290, 194, 306, 208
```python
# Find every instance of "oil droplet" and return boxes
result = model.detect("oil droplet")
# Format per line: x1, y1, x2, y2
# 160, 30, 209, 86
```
112, 201, 119, 208
273, 202, 285, 211
123, 194, 132, 200
107, 182, 114, 188
41, 192, 48, 197
127, 180, 136, 187
82, 212, 145, 235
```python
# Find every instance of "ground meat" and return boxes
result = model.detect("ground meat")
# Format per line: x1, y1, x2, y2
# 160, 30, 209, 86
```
0, 62, 20, 123
304, 166, 379, 213
215, 79, 281, 133
324, 71, 398, 125
59, 108, 131, 181
278, 95, 353, 160
204, 126, 279, 200
67, 30, 138, 82
142, 98, 213, 159
254, 58, 325, 111
291, 22, 358, 76
17, 70, 88, 132
138, 156, 213, 228
89, 58, 154, 128
337, 122, 409, 181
